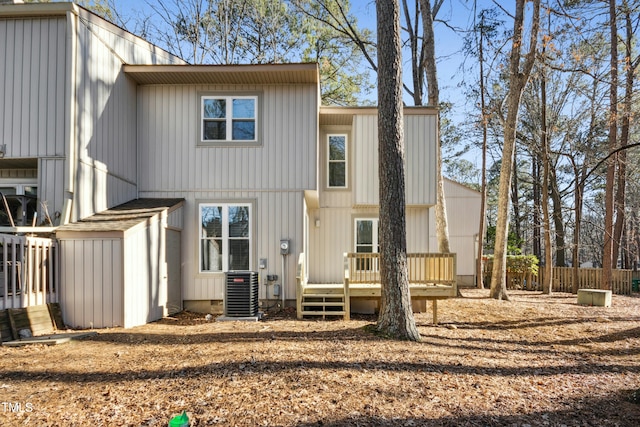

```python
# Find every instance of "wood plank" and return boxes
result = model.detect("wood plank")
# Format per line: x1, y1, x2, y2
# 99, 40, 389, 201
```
8, 305, 54, 337
48, 303, 65, 330
0, 310, 14, 342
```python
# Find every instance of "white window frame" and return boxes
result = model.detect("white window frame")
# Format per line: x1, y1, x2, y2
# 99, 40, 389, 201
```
327, 133, 348, 188
354, 218, 379, 254
354, 218, 379, 273
199, 203, 252, 273
201, 95, 258, 143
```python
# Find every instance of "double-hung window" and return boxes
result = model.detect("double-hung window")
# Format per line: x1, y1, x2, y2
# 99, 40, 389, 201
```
201, 95, 257, 142
200, 203, 252, 272
328, 134, 347, 188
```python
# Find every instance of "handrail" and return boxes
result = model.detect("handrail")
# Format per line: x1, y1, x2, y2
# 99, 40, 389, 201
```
344, 252, 457, 286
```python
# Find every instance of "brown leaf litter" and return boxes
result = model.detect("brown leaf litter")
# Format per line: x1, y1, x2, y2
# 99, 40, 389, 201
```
1, 289, 639, 426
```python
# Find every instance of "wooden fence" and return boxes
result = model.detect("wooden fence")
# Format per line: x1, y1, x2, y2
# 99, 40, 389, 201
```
484, 264, 633, 295
534, 267, 632, 295
0, 234, 58, 310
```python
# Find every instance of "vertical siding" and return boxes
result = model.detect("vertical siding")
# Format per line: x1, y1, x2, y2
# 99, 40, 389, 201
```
351, 114, 437, 206
73, 20, 139, 220
59, 238, 124, 328
405, 114, 437, 205
140, 190, 304, 303
429, 179, 482, 277
307, 206, 429, 283
0, 17, 66, 158
137, 84, 318, 193
39, 158, 66, 222
352, 115, 379, 206
123, 217, 167, 328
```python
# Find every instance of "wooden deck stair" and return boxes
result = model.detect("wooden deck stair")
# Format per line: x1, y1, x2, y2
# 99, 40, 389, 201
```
298, 284, 347, 319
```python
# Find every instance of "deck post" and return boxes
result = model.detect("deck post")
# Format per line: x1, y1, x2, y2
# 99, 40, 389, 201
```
343, 253, 351, 320
344, 278, 350, 321
432, 299, 438, 324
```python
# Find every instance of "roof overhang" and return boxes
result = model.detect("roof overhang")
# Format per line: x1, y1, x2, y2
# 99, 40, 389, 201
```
123, 63, 320, 86
0, 2, 76, 18
319, 105, 438, 126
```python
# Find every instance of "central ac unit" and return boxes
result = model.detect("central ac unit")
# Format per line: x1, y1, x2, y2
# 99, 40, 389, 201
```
225, 271, 259, 317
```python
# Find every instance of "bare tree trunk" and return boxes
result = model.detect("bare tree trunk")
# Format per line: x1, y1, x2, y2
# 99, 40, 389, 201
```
532, 156, 542, 261
549, 172, 566, 266
613, 5, 636, 269
476, 10, 488, 289
490, 0, 540, 301
511, 148, 521, 247
376, 0, 420, 341
419, 0, 450, 254
603, 0, 618, 290
541, 57, 552, 294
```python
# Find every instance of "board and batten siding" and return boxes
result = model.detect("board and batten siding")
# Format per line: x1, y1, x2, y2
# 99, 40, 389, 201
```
0, 17, 67, 158
140, 190, 305, 303
122, 214, 167, 327
136, 84, 318, 193
72, 20, 140, 220
307, 206, 430, 283
58, 205, 181, 328
429, 179, 482, 282
136, 83, 317, 303
59, 238, 124, 329
352, 114, 437, 207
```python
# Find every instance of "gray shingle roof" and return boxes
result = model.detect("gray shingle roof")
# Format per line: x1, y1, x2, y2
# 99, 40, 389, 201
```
56, 198, 184, 233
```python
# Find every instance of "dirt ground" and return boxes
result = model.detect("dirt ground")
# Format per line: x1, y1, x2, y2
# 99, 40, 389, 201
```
1, 289, 639, 427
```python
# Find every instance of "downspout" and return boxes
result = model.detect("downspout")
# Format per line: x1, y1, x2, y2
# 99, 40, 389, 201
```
63, 9, 79, 225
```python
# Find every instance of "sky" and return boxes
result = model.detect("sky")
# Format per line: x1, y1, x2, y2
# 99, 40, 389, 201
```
110, 0, 483, 106
110, 0, 495, 168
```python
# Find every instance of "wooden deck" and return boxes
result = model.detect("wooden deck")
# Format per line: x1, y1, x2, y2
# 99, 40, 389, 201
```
297, 253, 457, 322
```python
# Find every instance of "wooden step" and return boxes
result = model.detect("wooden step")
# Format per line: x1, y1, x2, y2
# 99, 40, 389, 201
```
303, 289, 344, 295
302, 294, 345, 299
299, 311, 346, 317
302, 302, 345, 307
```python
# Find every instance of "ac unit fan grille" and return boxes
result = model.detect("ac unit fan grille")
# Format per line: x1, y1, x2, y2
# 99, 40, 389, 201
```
225, 271, 259, 317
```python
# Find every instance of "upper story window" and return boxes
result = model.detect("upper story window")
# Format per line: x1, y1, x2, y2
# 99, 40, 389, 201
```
201, 95, 257, 143
328, 134, 347, 188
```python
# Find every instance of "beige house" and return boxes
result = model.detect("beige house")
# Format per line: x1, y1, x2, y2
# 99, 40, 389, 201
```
0, 2, 479, 327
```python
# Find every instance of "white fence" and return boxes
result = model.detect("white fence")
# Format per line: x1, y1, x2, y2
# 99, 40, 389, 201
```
0, 234, 58, 310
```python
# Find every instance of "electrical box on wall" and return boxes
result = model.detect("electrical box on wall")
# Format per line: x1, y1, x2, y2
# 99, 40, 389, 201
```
280, 239, 290, 255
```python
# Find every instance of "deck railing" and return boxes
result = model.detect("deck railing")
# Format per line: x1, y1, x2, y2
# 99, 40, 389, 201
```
0, 234, 58, 310
344, 252, 457, 286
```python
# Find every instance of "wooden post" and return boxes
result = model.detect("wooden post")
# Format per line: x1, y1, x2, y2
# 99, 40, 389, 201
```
432, 299, 438, 325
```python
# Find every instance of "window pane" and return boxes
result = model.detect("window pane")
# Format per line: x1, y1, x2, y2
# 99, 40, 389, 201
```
329, 163, 346, 187
203, 121, 226, 140
329, 136, 346, 160
232, 98, 255, 118
229, 206, 250, 237
203, 99, 226, 118
0, 187, 17, 196
357, 221, 373, 245
229, 240, 250, 270
201, 206, 222, 238
356, 245, 373, 253
232, 120, 255, 140
201, 239, 223, 271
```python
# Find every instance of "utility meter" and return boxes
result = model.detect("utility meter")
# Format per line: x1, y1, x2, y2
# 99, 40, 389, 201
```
280, 239, 290, 255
